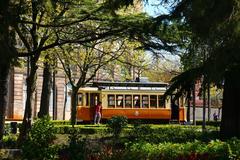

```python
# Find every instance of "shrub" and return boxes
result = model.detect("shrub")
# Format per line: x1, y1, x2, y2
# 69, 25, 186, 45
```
107, 116, 128, 138
129, 125, 219, 144
51, 120, 71, 125
130, 124, 153, 142
226, 138, 240, 159
2, 134, 17, 148
116, 138, 240, 160
122, 141, 228, 160
4, 123, 11, 135
22, 116, 58, 160
196, 120, 221, 127
58, 129, 87, 160
55, 125, 105, 134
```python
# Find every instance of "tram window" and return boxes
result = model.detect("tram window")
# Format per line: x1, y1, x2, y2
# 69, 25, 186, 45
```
86, 93, 89, 106
78, 93, 83, 106
133, 95, 140, 108
150, 95, 157, 108
108, 95, 115, 108
116, 95, 124, 108
142, 95, 149, 108
125, 95, 132, 108
158, 95, 165, 108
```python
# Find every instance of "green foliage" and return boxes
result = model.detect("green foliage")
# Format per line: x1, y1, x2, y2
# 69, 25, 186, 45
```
107, 116, 128, 138
129, 125, 219, 144
2, 134, 17, 148
55, 125, 105, 134
0, 149, 22, 160
117, 138, 240, 160
131, 124, 153, 140
4, 123, 20, 135
4, 123, 11, 135
196, 120, 221, 127
22, 116, 58, 160
171, 0, 240, 138
227, 138, 240, 159
58, 129, 87, 160
51, 120, 71, 125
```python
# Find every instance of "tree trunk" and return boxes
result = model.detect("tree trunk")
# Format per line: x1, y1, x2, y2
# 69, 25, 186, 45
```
38, 55, 52, 118
192, 83, 196, 125
63, 79, 67, 120
207, 83, 211, 121
0, 64, 10, 147
18, 59, 38, 143
0, 0, 15, 146
202, 81, 206, 131
186, 91, 191, 122
71, 87, 78, 127
52, 70, 57, 120
220, 68, 240, 138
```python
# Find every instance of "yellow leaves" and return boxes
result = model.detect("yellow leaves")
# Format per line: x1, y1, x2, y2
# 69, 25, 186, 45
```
44, 0, 54, 14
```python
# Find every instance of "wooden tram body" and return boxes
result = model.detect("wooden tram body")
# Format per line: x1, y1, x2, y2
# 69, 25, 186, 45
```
76, 81, 186, 122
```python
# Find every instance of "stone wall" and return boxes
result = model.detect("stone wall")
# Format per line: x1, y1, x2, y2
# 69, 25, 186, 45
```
12, 68, 24, 119
9, 67, 70, 120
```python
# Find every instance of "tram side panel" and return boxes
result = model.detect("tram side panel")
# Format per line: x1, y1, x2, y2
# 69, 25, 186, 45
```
178, 95, 187, 122
76, 91, 100, 122
76, 90, 186, 122
102, 108, 171, 120
77, 105, 186, 122
100, 92, 172, 121
77, 106, 94, 121
77, 107, 185, 122
179, 107, 186, 122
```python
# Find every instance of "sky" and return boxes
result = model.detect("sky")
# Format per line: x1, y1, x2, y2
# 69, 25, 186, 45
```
143, 0, 169, 17
142, 0, 181, 65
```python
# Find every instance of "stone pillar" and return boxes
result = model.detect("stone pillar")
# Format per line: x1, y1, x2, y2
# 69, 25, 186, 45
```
35, 72, 43, 118
56, 75, 65, 120
13, 70, 24, 119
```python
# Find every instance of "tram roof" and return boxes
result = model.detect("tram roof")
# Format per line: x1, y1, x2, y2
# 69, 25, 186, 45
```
89, 81, 169, 88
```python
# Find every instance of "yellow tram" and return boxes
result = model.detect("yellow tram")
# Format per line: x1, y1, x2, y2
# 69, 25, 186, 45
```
76, 81, 186, 122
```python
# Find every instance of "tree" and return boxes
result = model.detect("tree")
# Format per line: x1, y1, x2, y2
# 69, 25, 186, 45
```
104, 43, 149, 82
13, 0, 150, 141
159, 0, 240, 138
38, 54, 53, 118
144, 57, 180, 83
57, 40, 128, 126
0, 0, 190, 144
182, 0, 240, 137
0, 0, 18, 146
15, 0, 71, 143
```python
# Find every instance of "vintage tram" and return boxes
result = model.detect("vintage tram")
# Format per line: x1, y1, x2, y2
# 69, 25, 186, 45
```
76, 81, 186, 122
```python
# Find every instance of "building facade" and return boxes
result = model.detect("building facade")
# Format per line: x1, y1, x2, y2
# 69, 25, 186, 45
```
6, 67, 71, 120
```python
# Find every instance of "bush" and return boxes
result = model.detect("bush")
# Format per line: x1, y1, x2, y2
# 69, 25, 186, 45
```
4, 123, 11, 135
196, 120, 221, 127
22, 116, 58, 160
119, 139, 239, 160
129, 125, 219, 144
2, 134, 17, 148
130, 124, 153, 141
55, 125, 105, 134
51, 120, 71, 125
60, 129, 87, 160
107, 116, 128, 138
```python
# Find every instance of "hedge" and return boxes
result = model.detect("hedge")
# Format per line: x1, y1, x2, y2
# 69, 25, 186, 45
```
54, 125, 106, 134
118, 138, 240, 160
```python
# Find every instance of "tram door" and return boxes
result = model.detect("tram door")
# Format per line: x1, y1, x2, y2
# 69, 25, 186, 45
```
90, 93, 100, 119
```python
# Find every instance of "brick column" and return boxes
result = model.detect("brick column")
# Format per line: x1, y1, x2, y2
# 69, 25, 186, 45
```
56, 75, 65, 120
13, 71, 24, 119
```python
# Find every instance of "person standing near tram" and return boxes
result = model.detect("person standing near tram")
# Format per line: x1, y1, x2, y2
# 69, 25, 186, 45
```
94, 101, 102, 124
